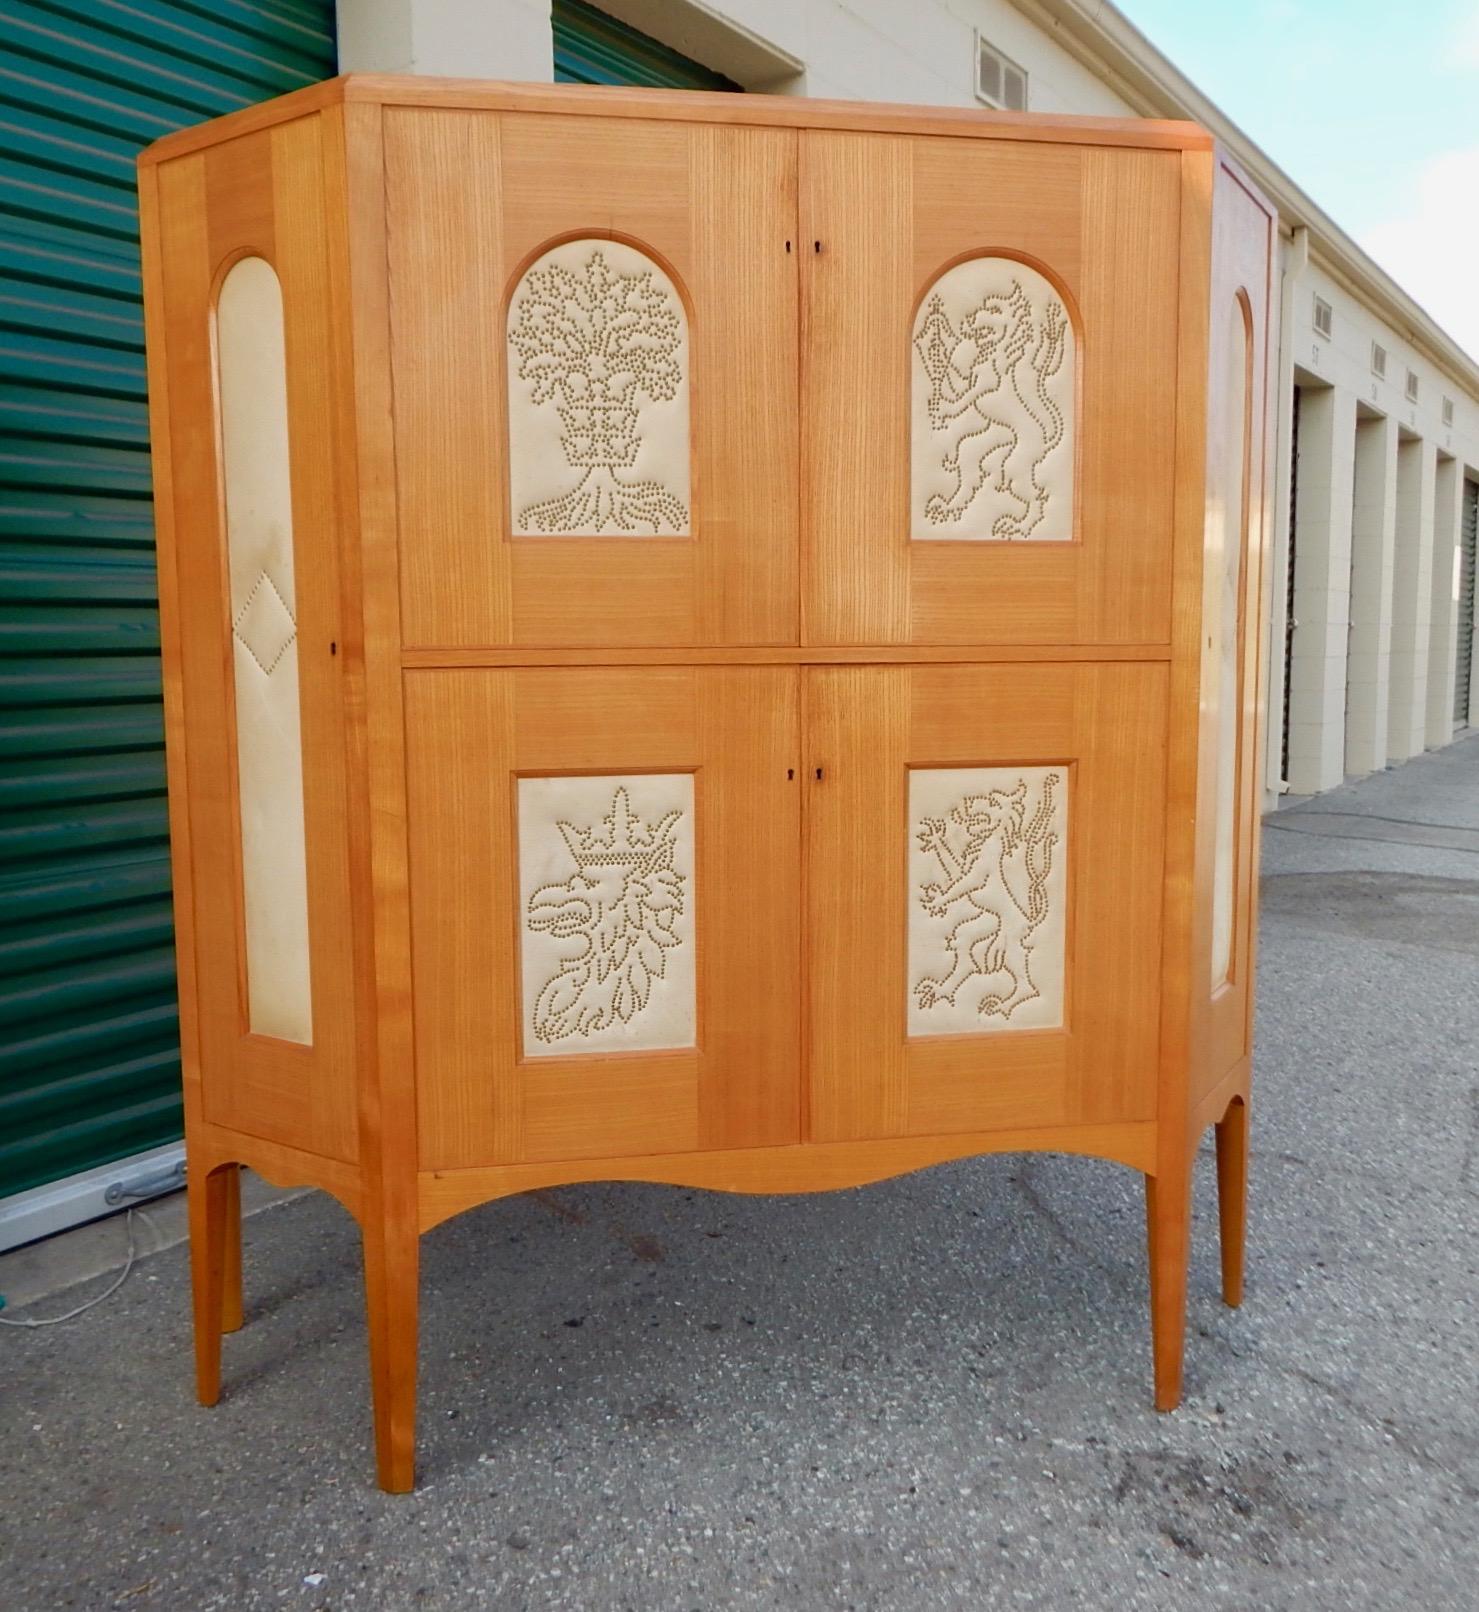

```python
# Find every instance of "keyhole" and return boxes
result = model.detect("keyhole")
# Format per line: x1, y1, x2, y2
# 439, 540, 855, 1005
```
814, 766, 824, 781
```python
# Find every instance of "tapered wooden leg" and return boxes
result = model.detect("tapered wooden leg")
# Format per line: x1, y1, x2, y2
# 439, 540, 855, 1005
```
1214, 1094, 1250, 1308
219, 1164, 244, 1334
1145, 1156, 1193, 1412
187, 1163, 235, 1406
363, 1214, 419, 1493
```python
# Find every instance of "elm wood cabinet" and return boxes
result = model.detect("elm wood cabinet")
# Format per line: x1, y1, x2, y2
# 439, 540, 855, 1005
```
137, 77, 1276, 1493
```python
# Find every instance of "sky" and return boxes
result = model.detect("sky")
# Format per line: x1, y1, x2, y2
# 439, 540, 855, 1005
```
1116, 0, 1479, 361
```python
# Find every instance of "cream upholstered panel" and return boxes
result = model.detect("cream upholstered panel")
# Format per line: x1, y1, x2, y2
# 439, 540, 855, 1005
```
911, 257, 1075, 542
908, 766, 1068, 1035
216, 256, 312, 1046
1211, 298, 1251, 987
518, 774, 696, 1056
506, 239, 691, 536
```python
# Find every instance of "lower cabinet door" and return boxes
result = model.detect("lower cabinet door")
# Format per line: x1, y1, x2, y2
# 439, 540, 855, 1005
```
406, 667, 802, 1170
807, 662, 1167, 1141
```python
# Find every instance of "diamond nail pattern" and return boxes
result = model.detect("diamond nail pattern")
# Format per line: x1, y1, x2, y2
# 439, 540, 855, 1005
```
233, 571, 298, 675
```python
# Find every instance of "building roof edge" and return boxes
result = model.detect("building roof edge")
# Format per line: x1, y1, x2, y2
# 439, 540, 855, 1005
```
1010, 0, 1479, 398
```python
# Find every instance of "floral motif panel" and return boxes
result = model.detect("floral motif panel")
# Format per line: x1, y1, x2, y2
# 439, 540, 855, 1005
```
507, 239, 691, 536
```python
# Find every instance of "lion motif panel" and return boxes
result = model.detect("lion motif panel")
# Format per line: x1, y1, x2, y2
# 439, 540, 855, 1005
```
910, 258, 1075, 543
506, 239, 691, 537
518, 774, 697, 1057
907, 766, 1069, 1036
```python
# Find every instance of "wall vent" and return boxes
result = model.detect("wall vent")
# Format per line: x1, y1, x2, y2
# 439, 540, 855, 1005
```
1370, 341, 1387, 379
1312, 295, 1333, 339
1442, 396, 1455, 428
1406, 369, 1420, 403
975, 34, 1028, 111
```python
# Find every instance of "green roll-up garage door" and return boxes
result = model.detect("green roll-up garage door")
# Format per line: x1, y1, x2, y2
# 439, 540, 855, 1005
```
1457, 480, 1478, 729
0, 0, 336, 1233
554, 0, 740, 89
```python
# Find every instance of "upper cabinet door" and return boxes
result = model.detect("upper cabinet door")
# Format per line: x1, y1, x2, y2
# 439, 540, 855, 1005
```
385, 110, 799, 647
801, 131, 1181, 646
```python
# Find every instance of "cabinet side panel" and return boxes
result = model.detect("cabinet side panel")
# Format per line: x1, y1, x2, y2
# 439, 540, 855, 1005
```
139, 160, 207, 1154
151, 118, 359, 1162
1190, 157, 1276, 1110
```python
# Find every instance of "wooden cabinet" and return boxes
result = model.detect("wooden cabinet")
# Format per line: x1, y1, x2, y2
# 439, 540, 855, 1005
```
138, 79, 1276, 1491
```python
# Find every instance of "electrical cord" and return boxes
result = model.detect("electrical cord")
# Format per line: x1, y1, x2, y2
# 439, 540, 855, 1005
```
0, 1207, 154, 1328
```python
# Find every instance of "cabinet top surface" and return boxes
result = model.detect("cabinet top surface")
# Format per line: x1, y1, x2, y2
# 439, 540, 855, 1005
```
138, 73, 1214, 167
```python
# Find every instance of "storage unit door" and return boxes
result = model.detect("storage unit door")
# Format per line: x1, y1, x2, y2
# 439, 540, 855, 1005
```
806, 663, 1167, 1140
384, 110, 798, 649
0, 0, 334, 1222
800, 132, 1180, 648
406, 668, 802, 1170
553, 0, 740, 90
1456, 480, 1477, 729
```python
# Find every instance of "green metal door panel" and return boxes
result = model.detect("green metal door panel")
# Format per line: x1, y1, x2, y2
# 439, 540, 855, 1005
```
553, 0, 740, 89
0, 0, 336, 1203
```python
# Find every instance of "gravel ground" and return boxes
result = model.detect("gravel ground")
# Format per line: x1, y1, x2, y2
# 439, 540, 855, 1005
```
3, 734, 1477, 1611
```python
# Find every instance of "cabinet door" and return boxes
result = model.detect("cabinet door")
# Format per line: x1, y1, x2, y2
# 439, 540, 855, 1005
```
801, 131, 1181, 647
807, 664, 1166, 1140
407, 668, 801, 1169
385, 109, 798, 648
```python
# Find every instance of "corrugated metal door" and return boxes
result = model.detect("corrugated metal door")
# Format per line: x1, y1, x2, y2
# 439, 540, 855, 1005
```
553, 0, 740, 89
1457, 480, 1478, 729
0, 0, 336, 1211
1281, 384, 1300, 785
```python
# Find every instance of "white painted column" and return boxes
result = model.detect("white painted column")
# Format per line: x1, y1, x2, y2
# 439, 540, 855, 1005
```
1386, 436, 1437, 761
1424, 456, 1464, 748
337, 0, 554, 78
1343, 410, 1397, 776
1285, 382, 1356, 795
